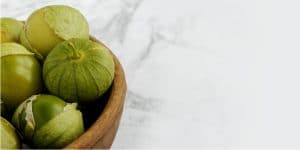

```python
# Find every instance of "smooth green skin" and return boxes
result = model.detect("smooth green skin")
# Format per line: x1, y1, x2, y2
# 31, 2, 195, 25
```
32, 95, 66, 129
43, 38, 115, 103
0, 117, 20, 149
0, 18, 23, 43
12, 94, 84, 148
1, 43, 43, 111
24, 5, 89, 58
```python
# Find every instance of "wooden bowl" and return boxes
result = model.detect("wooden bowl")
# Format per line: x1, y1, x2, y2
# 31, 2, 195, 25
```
65, 37, 127, 149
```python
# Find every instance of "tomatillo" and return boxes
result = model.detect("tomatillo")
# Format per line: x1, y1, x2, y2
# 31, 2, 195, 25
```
0, 17, 23, 43
43, 38, 115, 103
12, 94, 84, 148
0, 43, 43, 111
21, 5, 89, 58
0, 117, 20, 149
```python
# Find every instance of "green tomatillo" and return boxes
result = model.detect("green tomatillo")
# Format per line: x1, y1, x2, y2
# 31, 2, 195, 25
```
0, 117, 20, 149
12, 94, 84, 148
0, 43, 43, 111
0, 17, 24, 43
21, 5, 89, 58
43, 38, 115, 103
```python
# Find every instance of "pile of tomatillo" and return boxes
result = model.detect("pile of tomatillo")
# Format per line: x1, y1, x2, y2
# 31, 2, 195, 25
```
0, 5, 115, 149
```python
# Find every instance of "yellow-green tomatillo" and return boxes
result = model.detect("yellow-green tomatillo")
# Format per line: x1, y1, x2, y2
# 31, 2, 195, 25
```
0, 18, 24, 43
43, 38, 115, 103
12, 94, 84, 148
21, 5, 89, 58
0, 117, 20, 149
0, 43, 43, 111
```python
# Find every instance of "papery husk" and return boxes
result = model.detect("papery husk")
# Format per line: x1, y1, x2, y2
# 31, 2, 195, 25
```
0, 43, 33, 58
32, 103, 83, 148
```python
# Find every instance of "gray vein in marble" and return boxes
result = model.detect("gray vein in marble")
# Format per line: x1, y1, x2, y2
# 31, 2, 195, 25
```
100, 0, 143, 43
134, 22, 181, 69
126, 90, 162, 113
121, 90, 163, 127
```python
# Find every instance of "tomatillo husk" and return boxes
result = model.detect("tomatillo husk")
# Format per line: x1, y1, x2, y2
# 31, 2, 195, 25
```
0, 17, 23, 43
20, 27, 43, 60
0, 43, 43, 111
43, 38, 115, 103
12, 94, 84, 148
0, 117, 20, 149
22, 5, 89, 58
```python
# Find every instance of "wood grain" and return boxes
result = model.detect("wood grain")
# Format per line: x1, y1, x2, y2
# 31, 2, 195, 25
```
65, 36, 127, 149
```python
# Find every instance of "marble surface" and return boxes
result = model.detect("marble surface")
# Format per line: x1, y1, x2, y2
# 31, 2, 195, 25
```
2, 0, 300, 149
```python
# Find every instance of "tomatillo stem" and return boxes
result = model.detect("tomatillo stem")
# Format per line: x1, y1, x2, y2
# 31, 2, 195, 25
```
68, 42, 81, 60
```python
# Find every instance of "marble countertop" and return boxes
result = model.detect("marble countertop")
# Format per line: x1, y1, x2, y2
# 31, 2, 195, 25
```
2, 0, 300, 149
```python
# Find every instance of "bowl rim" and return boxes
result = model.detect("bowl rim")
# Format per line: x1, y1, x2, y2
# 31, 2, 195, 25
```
65, 36, 127, 148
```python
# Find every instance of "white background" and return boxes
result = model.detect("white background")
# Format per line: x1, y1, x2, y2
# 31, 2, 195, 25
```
2, 0, 300, 149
